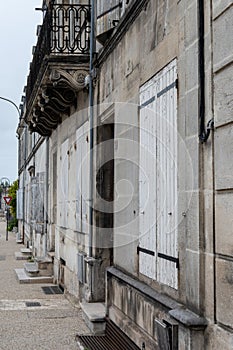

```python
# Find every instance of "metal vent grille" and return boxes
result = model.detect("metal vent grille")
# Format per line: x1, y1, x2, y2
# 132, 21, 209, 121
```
0, 256, 6, 261
77, 319, 140, 350
25, 302, 41, 307
41, 286, 63, 295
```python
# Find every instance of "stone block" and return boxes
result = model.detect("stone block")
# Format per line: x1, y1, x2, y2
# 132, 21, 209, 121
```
215, 192, 233, 256
216, 258, 233, 328
80, 302, 106, 335
185, 88, 199, 137
186, 192, 200, 251
214, 64, 233, 127
185, 42, 199, 92
213, 5, 233, 71
185, 136, 199, 191
214, 125, 233, 190
205, 324, 233, 350
213, 0, 233, 20
184, 1, 198, 49
185, 249, 200, 311
204, 253, 215, 320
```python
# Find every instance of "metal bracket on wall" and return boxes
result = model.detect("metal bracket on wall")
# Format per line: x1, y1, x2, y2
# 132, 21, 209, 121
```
199, 118, 214, 143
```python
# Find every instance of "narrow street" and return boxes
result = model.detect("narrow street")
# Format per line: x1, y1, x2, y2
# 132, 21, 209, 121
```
0, 219, 89, 350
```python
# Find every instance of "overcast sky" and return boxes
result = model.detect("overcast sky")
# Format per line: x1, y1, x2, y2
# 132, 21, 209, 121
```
0, 1, 42, 184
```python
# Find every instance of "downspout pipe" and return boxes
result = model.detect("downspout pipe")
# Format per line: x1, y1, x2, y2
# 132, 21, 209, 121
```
198, 0, 214, 143
22, 127, 27, 244
43, 136, 49, 257
88, 0, 95, 259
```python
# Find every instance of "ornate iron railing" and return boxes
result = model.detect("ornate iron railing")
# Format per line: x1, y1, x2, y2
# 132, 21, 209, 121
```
26, 3, 91, 107
51, 4, 91, 54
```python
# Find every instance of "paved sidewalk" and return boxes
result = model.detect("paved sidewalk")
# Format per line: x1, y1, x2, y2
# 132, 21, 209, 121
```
0, 220, 89, 350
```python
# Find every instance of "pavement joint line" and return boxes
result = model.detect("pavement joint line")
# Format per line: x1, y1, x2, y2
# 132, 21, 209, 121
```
0, 299, 74, 311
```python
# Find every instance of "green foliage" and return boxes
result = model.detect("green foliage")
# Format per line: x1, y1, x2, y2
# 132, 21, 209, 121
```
8, 180, 18, 228
8, 217, 18, 232
8, 179, 18, 216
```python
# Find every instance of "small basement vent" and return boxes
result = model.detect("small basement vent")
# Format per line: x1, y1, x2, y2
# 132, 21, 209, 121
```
41, 286, 63, 295
77, 252, 86, 284
25, 301, 41, 307
155, 319, 178, 350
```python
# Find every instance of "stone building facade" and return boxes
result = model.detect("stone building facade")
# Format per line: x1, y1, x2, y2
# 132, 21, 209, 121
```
17, 0, 233, 349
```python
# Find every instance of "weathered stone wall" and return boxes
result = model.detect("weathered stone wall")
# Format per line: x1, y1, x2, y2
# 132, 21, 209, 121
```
211, 1, 233, 345
97, 0, 233, 348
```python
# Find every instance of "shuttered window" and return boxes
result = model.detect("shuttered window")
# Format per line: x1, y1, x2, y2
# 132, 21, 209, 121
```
96, 0, 132, 44
58, 139, 69, 228
30, 173, 45, 225
139, 59, 178, 289
76, 121, 89, 234
16, 189, 23, 220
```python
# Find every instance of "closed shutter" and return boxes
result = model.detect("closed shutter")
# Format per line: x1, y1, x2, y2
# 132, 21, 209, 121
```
139, 79, 157, 279
37, 172, 45, 224
76, 121, 89, 234
59, 139, 69, 228
156, 60, 178, 289
76, 127, 82, 232
81, 122, 90, 235
16, 189, 23, 220
31, 176, 38, 222
97, 0, 121, 44
139, 59, 178, 289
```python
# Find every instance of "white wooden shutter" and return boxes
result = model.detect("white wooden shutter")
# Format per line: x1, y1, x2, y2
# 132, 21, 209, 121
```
81, 122, 90, 235
76, 121, 89, 234
37, 172, 45, 224
156, 59, 178, 289
76, 127, 82, 232
16, 189, 23, 220
60, 139, 69, 228
31, 176, 38, 222
139, 79, 157, 279
139, 59, 178, 289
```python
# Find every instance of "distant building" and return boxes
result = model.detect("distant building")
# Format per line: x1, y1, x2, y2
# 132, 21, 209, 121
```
17, 1, 233, 349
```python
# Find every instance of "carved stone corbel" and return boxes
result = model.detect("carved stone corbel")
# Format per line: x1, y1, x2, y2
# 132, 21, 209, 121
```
49, 67, 89, 91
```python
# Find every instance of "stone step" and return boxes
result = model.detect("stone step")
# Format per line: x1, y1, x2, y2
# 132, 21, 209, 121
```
36, 256, 53, 269
20, 248, 32, 255
15, 252, 29, 261
16, 239, 23, 244
15, 268, 54, 284
80, 302, 106, 335
24, 262, 39, 276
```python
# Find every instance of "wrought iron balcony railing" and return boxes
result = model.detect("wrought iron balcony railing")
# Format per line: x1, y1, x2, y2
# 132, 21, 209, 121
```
26, 3, 91, 110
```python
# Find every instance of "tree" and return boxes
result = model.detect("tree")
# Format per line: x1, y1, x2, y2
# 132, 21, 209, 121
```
8, 180, 18, 230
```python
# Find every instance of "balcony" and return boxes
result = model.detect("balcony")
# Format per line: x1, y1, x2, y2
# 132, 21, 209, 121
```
25, 3, 91, 136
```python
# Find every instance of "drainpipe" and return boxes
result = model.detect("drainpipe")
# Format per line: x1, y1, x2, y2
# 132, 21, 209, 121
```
86, 0, 96, 300
43, 136, 49, 257
198, 0, 214, 143
22, 126, 27, 245
88, 0, 95, 259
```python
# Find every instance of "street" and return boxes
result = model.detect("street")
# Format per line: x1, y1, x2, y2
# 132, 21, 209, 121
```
0, 219, 89, 350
